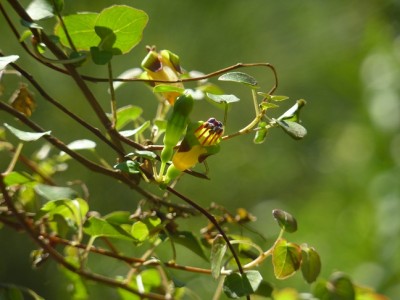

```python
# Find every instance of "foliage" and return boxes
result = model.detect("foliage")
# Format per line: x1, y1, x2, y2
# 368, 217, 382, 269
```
0, 1, 390, 299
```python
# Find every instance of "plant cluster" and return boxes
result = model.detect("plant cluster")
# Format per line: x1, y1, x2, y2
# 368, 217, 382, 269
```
0, 1, 388, 299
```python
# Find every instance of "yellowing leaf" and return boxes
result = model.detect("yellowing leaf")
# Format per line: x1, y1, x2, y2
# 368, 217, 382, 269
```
9, 84, 36, 117
272, 238, 302, 279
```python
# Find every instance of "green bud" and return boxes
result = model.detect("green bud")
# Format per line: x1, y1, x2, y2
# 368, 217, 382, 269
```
254, 121, 268, 144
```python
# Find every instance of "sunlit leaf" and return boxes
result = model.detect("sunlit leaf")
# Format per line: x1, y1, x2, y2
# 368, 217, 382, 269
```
277, 99, 306, 123
272, 238, 302, 279
26, 0, 62, 20
131, 221, 149, 242
153, 85, 185, 94
115, 105, 143, 130
55, 13, 99, 50
9, 84, 36, 117
62, 139, 96, 154
210, 234, 227, 279
0, 55, 19, 72
4, 123, 51, 142
355, 286, 389, 300
34, 183, 78, 201
272, 209, 298, 233
94, 5, 148, 54
223, 270, 263, 298
3, 172, 32, 186
206, 93, 240, 104
103, 211, 132, 225
126, 150, 157, 161
119, 120, 150, 138
112, 68, 143, 91
218, 72, 258, 87
83, 216, 133, 240
301, 245, 321, 283
260, 102, 279, 110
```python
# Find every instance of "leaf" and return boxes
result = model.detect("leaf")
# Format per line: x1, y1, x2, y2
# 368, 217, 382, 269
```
126, 150, 157, 161
83, 216, 133, 240
39, 198, 88, 230
276, 120, 307, 140
3, 172, 32, 186
153, 85, 185, 94
112, 68, 143, 91
272, 238, 302, 280
0, 283, 44, 300
9, 84, 37, 117
329, 272, 356, 300
4, 123, 51, 141
206, 93, 240, 104
55, 13, 99, 51
34, 183, 78, 201
94, 5, 148, 55
210, 234, 227, 279
260, 102, 279, 110
301, 245, 321, 283
131, 221, 149, 242
253, 281, 273, 298
218, 72, 258, 87
119, 120, 150, 138
272, 209, 298, 233
0, 55, 19, 72
90, 46, 113, 65
104, 211, 132, 225
115, 105, 143, 130
113, 160, 141, 174
223, 271, 263, 298
26, 0, 62, 20
66, 139, 96, 151
278, 99, 306, 123
171, 231, 208, 261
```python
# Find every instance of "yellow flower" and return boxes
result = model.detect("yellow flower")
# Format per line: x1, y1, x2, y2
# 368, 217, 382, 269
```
141, 47, 184, 105
164, 118, 224, 183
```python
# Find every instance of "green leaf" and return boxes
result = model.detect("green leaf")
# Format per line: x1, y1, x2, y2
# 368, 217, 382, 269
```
104, 211, 132, 225
4, 123, 51, 142
258, 93, 289, 102
218, 72, 258, 87
55, 13, 99, 51
3, 172, 32, 186
113, 160, 141, 174
272, 209, 298, 233
301, 245, 321, 284
131, 221, 149, 242
278, 99, 306, 123
119, 120, 150, 138
40, 198, 88, 230
171, 231, 208, 261
115, 105, 143, 130
223, 271, 263, 298
153, 85, 185, 94
210, 234, 227, 279
253, 281, 273, 298
260, 102, 279, 110
0, 55, 19, 71
90, 46, 113, 65
276, 120, 307, 140
34, 184, 78, 201
272, 238, 302, 279
83, 216, 133, 240
94, 5, 148, 55
126, 150, 157, 161
206, 93, 240, 104
329, 272, 356, 300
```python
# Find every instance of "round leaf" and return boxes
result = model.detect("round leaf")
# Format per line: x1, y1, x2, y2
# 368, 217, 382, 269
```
94, 5, 148, 54
272, 238, 302, 280
301, 245, 321, 283
272, 209, 298, 233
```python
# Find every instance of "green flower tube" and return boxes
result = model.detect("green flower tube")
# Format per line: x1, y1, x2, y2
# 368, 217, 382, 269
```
158, 94, 194, 180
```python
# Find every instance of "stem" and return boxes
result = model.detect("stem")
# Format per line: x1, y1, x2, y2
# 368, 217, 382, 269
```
166, 186, 244, 274
3, 142, 23, 175
108, 62, 118, 129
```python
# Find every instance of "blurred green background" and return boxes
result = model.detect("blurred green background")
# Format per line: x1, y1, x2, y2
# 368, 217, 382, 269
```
1, 0, 400, 299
